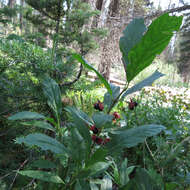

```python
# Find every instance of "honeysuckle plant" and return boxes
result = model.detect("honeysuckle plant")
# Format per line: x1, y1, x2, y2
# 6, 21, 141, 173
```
8, 13, 182, 189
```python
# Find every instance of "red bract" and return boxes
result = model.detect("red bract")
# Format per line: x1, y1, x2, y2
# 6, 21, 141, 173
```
90, 125, 99, 134
128, 99, 138, 110
113, 112, 120, 119
91, 135, 103, 145
94, 100, 104, 111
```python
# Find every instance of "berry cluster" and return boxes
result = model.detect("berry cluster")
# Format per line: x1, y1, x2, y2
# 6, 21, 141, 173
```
90, 125, 99, 134
113, 112, 120, 119
94, 100, 104, 111
128, 98, 138, 110
91, 101, 122, 145
91, 135, 110, 145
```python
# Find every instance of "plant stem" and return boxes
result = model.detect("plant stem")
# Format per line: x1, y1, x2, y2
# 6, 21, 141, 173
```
107, 83, 129, 114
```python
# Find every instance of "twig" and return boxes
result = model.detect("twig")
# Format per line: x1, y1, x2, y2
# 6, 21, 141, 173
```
8, 159, 28, 190
145, 139, 156, 161
21, 179, 35, 190
0, 172, 14, 180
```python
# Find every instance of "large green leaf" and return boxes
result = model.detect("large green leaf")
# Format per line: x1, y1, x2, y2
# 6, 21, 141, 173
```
15, 133, 68, 155
92, 113, 113, 129
68, 128, 87, 162
121, 70, 164, 100
8, 111, 45, 120
21, 121, 55, 132
65, 106, 92, 148
120, 158, 135, 186
18, 170, 64, 184
126, 13, 183, 82
80, 162, 111, 178
72, 53, 112, 96
123, 168, 161, 190
42, 77, 62, 119
30, 159, 56, 169
106, 125, 165, 153
86, 148, 107, 167
119, 18, 146, 76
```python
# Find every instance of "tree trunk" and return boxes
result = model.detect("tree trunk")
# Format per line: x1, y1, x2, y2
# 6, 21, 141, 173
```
19, 0, 24, 33
97, 0, 120, 81
8, 0, 15, 8
98, 38, 112, 81
98, 0, 111, 27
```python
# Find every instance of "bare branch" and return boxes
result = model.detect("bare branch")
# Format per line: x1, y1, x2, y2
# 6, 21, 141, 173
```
145, 4, 190, 20
60, 63, 83, 87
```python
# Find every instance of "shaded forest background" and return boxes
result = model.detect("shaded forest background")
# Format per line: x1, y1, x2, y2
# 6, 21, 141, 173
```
1, 0, 190, 84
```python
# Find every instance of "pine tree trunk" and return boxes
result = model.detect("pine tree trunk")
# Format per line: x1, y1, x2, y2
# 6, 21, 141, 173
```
8, 0, 15, 8
19, 0, 24, 33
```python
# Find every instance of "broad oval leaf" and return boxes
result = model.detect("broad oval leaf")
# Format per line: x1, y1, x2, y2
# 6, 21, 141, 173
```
106, 125, 165, 153
21, 121, 55, 132
15, 133, 68, 155
92, 113, 113, 129
80, 162, 111, 178
86, 148, 107, 167
72, 53, 112, 96
119, 18, 146, 78
121, 70, 164, 100
8, 111, 45, 120
65, 106, 92, 148
30, 159, 56, 169
42, 77, 62, 118
18, 170, 64, 184
126, 13, 183, 82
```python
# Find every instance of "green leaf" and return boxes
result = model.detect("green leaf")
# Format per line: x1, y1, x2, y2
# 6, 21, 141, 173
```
80, 162, 111, 178
15, 133, 68, 155
104, 84, 120, 110
121, 70, 164, 100
65, 106, 92, 148
21, 121, 55, 132
75, 180, 83, 190
90, 182, 99, 190
75, 180, 91, 190
165, 183, 179, 190
65, 106, 93, 126
119, 18, 146, 77
106, 125, 165, 153
123, 168, 161, 190
72, 53, 112, 95
120, 158, 135, 186
92, 113, 113, 129
101, 175, 112, 190
8, 111, 45, 120
126, 13, 183, 82
30, 159, 56, 169
68, 128, 87, 162
86, 148, 107, 167
42, 77, 62, 119
18, 170, 64, 184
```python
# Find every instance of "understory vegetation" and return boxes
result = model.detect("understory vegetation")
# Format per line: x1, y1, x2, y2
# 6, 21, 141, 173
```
0, 1, 190, 190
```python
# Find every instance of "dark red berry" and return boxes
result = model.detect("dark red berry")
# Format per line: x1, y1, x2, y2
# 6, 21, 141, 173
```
113, 112, 120, 119
94, 103, 99, 110
128, 99, 138, 110
91, 135, 103, 145
94, 100, 104, 111
90, 125, 99, 134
